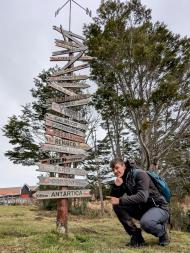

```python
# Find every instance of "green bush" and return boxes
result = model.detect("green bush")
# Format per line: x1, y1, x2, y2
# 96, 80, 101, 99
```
170, 202, 190, 232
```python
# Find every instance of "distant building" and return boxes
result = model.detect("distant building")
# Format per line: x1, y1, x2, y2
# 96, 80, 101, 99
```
0, 184, 38, 205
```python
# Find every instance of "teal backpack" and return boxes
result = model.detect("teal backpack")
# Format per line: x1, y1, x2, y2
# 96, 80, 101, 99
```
133, 169, 172, 203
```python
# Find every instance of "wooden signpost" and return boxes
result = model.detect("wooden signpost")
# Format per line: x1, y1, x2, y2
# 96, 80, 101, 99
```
45, 135, 91, 150
41, 154, 87, 165
48, 102, 85, 121
45, 127, 85, 143
61, 98, 91, 107
41, 143, 88, 155
50, 55, 94, 62
34, 189, 91, 200
37, 4, 93, 233
46, 113, 87, 130
48, 75, 88, 82
49, 81, 90, 89
38, 176, 88, 187
36, 164, 87, 176
46, 94, 91, 104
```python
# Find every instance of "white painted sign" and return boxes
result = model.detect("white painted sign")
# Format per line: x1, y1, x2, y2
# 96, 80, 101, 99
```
48, 84, 77, 96
36, 164, 87, 176
40, 154, 87, 165
47, 94, 91, 104
38, 176, 88, 187
46, 113, 87, 130
61, 98, 91, 107
45, 135, 91, 150
41, 143, 88, 155
34, 189, 91, 200
48, 75, 88, 82
53, 46, 87, 55
49, 102, 85, 121
45, 128, 85, 143
50, 55, 94, 62
49, 82, 90, 89
45, 119, 85, 137
60, 64, 89, 75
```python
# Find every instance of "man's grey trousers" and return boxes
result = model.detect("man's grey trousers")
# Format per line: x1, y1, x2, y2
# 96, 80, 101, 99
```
113, 204, 169, 237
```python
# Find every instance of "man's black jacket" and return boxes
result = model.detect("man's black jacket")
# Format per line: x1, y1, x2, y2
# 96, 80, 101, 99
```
110, 168, 168, 211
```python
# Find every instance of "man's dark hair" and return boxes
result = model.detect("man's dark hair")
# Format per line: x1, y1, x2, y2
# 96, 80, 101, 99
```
110, 158, 124, 169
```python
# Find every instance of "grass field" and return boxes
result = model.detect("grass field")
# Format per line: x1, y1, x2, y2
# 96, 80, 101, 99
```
0, 205, 190, 253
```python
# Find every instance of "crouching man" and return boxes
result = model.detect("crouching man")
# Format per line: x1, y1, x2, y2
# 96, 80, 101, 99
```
110, 158, 170, 247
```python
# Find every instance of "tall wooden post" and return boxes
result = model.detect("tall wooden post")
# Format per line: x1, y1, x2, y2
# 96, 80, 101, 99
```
36, 3, 93, 234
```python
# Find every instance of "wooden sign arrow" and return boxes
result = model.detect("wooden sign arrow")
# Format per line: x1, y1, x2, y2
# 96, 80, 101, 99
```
48, 102, 85, 121
49, 82, 90, 89
49, 82, 90, 91
63, 29, 85, 41
34, 189, 91, 200
52, 46, 87, 55
61, 98, 91, 107
38, 176, 88, 187
48, 84, 77, 96
45, 119, 85, 137
60, 64, 89, 75
40, 154, 87, 165
63, 51, 84, 70
46, 113, 87, 130
46, 94, 91, 104
48, 75, 88, 82
50, 55, 94, 62
54, 39, 80, 49
45, 128, 85, 143
53, 26, 83, 46
41, 143, 88, 155
45, 135, 91, 150
36, 164, 87, 176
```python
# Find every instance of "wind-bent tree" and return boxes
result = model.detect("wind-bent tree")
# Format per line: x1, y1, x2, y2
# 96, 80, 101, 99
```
84, 0, 190, 169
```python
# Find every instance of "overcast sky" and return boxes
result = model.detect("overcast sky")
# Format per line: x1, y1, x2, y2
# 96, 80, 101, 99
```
1, 0, 190, 188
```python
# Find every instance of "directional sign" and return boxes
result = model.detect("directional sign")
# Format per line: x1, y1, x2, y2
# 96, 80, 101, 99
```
45, 135, 91, 150
46, 113, 87, 130
48, 75, 88, 82
49, 82, 72, 94
61, 98, 91, 107
48, 84, 77, 96
46, 127, 85, 143
36, 164, 87, 176
34, 189, 91, 200
41, 143, 88, 155
55, 39, 80, 49
49, 102, 85, 121
46, 94, 91, 104
53, 25, 83, 46
50, 55, 94, 62
38, 176, 88, 187
52, 46, 87, 55
66, 30, 85, 41
40, 154, 87, 165
45, 119, 85, 137
49, 82, 90, 89
60, 64, 89, 75
62, 51, 84, 70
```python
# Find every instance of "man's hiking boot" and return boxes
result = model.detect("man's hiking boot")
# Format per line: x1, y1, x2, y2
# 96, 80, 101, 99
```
159, 231, 170, 246
126, 229, 146, 247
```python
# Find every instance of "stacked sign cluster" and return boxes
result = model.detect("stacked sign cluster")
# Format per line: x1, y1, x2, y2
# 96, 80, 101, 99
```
35, 25, 92, 200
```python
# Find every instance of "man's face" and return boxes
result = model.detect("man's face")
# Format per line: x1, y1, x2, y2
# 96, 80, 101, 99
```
113, 162, 125, 178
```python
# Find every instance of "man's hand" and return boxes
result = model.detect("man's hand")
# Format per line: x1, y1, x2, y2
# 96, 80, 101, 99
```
114, 177, 123, 186
111, 197, 120, 205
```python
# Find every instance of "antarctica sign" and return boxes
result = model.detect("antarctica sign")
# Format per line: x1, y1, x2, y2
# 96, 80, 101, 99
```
35, 189, 91, 200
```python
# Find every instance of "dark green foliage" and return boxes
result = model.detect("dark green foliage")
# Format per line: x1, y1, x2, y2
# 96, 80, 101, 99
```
84, 0, 190, 169
2, 67, 60, 165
